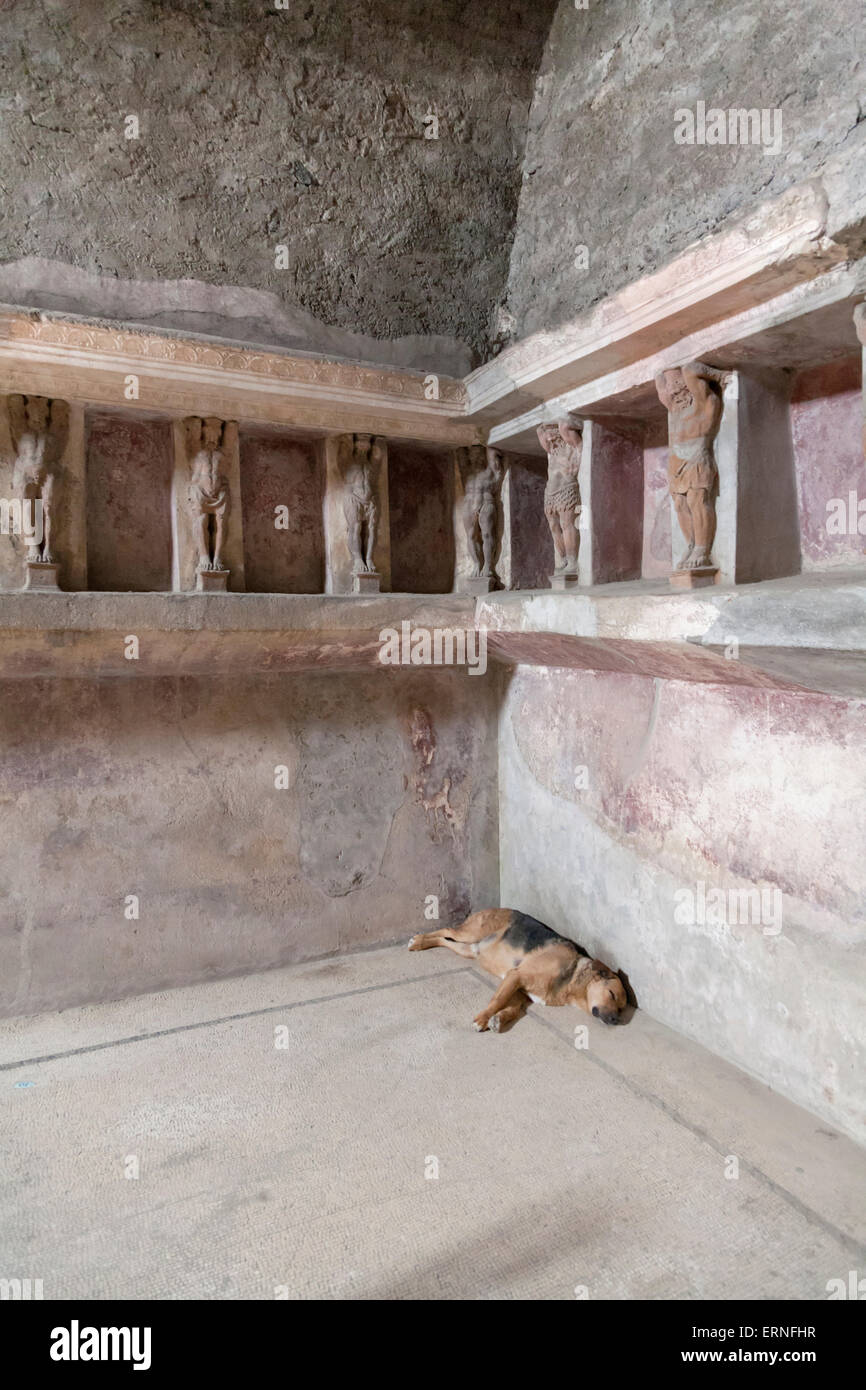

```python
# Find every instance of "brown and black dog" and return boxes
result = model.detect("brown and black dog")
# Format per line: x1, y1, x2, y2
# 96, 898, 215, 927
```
409, 908, 627, 1033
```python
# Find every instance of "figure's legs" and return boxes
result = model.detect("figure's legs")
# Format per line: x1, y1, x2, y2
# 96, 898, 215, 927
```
347, 518, 363, 573
462, 500, 481, 576
686, 487, 716, 567
672, 491, 694, 569
545, 509, 565, 570
559, 505, 580, 574
195, 513, 210, 569
23, 480, 43, 561
474, 969, 523, 1032
39, 474, 55, 563
479, 496, 497, 578
364, 511, 378, 572
212, 510, 226, 570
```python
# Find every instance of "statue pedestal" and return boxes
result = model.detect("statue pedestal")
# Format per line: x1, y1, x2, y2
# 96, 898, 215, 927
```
23, 561, 60, 591
549, 570, 580, 590
461, 574, 498, 595
669, 566, 719, 590
196, 568, 229, 593
352, 570, 381, 595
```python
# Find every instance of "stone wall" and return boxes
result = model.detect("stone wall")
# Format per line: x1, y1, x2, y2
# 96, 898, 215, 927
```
0, 669, 499, 1016
642, 444, 671, 579
0, 0, 556, 372
504, 0, 865, 343
791, 358, 865, 571
498, 665, 866, 1142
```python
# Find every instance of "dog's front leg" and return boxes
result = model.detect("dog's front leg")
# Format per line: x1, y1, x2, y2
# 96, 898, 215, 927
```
473, 969, 523, 1032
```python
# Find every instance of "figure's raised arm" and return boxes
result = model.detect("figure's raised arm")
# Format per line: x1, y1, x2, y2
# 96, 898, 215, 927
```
43, 399, 70, 471
183, 416, 203, 462
370, 436, 387, 474
654, 371, 673, 411
486, 446, 504, 479
682, 361, 729, 394
335, 432, 356, 479
557, 414, 583, 449
7, 394, 28, 454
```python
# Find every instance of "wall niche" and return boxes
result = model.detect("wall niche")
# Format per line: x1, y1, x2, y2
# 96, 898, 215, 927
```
388, 441, 454, 593
86, 411, 173, 592
240, 427, 325, 593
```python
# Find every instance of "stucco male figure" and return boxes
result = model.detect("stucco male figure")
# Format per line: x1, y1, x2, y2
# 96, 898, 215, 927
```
537, 414, 583, 585
457, 444, 504, 592
184, 417, 234, 585
654, 362, 729, 582
9, 393, 69, 588
339, 433, 385, 591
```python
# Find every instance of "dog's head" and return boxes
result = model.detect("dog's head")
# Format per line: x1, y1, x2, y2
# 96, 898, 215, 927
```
585, 962, 627, 1025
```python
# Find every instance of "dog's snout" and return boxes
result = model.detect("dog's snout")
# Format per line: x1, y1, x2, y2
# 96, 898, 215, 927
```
592, 1006, 600, 1017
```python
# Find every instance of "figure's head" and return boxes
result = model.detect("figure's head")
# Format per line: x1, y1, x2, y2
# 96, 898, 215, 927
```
26, 396, 50, 434
537, 422, 563, 452
464, 443, 486, 472
585, 962, 628, 1025
203, 418, 224, 450
662, 368, 693, 411
485, 446, 503, 476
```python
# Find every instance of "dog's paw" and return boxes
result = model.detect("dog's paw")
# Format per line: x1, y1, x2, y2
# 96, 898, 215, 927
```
407, 935, 420, 951
488, 1012, 501, 1033
472, 1015, 489, 1032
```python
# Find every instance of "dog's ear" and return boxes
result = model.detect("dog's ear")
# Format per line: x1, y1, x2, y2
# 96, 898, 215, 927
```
617, 968, 638, 1009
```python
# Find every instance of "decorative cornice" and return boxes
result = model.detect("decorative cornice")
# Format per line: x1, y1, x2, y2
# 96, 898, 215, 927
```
0, 309, 477, 445
489, 259, 866, 451
0, 311, 465, 403
0, 176, 860, 452
467, 180, 846, 425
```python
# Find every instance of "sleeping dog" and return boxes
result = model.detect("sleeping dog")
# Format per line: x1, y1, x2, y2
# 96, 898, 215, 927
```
408, 907, 627, 1033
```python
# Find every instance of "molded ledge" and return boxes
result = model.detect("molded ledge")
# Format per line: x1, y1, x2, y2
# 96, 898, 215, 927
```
1, 577, 863, 698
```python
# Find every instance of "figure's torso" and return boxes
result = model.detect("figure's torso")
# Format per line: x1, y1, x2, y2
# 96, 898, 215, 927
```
669, 392, 722, 450
546, 439, 581, 489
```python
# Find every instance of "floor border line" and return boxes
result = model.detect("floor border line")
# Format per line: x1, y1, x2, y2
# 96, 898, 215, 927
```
0, 966, 472, 1072
508, 984, 865, 1261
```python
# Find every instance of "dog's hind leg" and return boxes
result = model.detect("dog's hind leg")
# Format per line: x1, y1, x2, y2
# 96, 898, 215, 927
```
488, 988, 531, 1034
473, 968, 523, 1032
408, 911, 496, 956
407, 929, 475, 956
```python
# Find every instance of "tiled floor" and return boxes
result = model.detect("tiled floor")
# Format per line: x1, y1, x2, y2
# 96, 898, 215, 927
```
0, 945, 862, 1299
